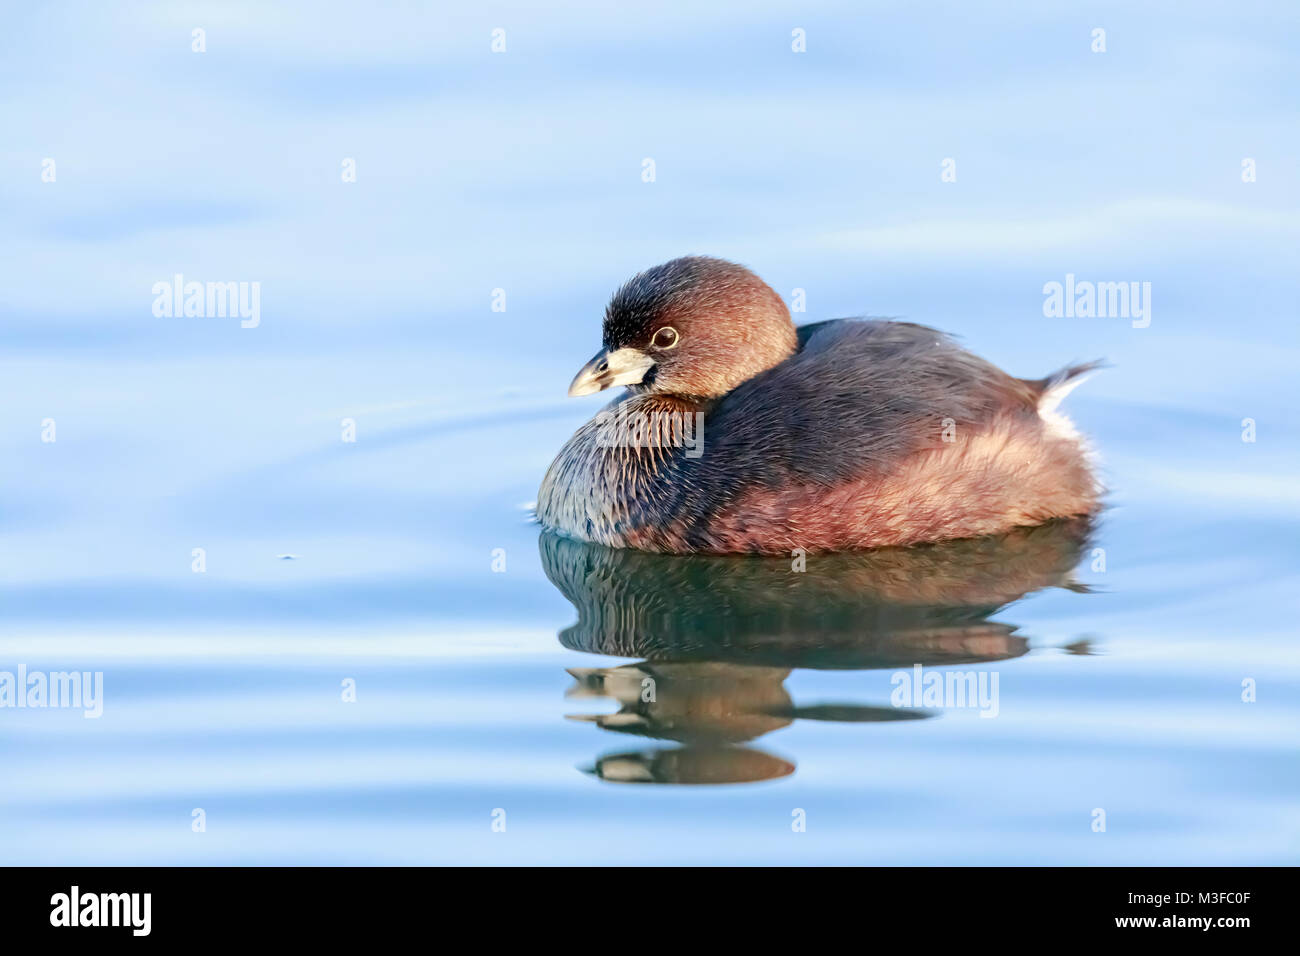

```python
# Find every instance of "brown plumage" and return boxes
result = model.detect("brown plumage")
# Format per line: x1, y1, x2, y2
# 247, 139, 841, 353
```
538, 256, 1102, 554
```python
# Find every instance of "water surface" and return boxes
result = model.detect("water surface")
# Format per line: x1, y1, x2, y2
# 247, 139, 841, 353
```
2, 1, 1298, 864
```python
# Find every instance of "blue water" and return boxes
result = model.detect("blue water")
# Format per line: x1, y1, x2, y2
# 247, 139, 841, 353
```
2, 2, 1298, 864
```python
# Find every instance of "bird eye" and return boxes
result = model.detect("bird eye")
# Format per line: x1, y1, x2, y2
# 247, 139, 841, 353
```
651, 326, 679, 349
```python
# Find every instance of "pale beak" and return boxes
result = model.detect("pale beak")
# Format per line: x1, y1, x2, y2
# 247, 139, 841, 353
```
567, 347, 655, 397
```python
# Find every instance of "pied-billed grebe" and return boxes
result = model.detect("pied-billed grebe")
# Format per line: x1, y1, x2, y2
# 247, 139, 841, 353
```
538, 256, 1101, 554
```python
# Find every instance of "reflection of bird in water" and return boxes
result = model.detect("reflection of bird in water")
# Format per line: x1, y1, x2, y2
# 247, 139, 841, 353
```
567, 662, 929, 745
542, 518, 1094, 785
543, 517, 1090, 668
568, 663, 798, 746
585, 747, 796, 786
568, 661, 929, 785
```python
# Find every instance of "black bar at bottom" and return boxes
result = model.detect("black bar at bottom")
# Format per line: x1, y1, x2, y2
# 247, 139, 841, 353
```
0, 866, 1284, 941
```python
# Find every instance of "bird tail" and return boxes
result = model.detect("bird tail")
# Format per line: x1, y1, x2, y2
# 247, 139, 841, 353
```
1027, 360, 1106, 415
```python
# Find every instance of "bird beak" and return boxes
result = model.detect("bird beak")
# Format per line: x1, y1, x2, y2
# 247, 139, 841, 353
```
567, 347, 655, 397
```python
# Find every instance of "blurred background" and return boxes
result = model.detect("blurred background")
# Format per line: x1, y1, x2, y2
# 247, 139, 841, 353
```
1, 1, 1297, 864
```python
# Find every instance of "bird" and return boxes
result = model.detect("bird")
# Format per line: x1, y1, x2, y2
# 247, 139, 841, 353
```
537, 256, 1101, 555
